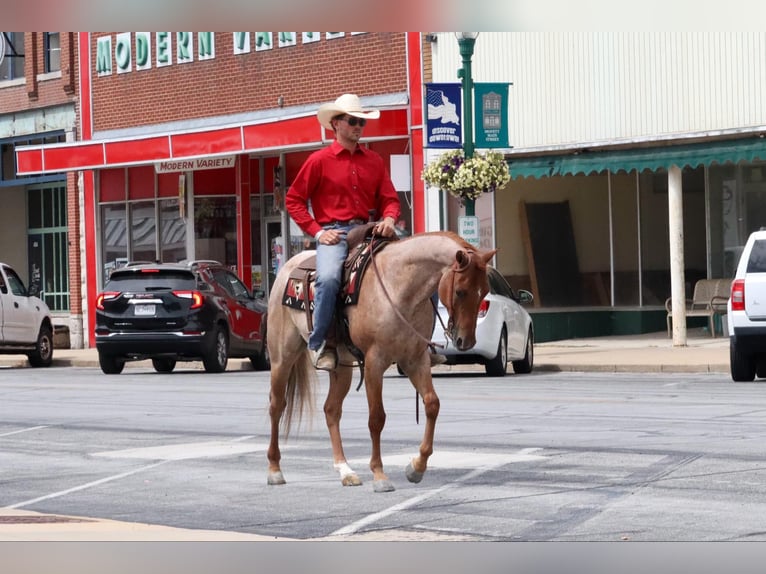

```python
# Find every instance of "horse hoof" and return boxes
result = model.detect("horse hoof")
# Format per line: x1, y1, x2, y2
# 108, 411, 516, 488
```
341, 473, 363, 486
267, 471, 286, 485
373, 479, 395, 493
405, 462, 424, 483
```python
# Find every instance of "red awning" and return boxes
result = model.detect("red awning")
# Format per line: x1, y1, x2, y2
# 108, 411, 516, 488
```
16, 109, 409, 175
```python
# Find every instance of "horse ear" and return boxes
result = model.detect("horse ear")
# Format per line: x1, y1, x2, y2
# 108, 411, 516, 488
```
481, 249, 498, 264
455, 250, 470, 270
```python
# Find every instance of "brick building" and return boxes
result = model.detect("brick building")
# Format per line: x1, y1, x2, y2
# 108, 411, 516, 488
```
0, 32, 83, 346
16, 32, 428, 347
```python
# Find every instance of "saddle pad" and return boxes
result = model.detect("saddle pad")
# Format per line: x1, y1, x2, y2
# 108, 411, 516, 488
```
280, 238, 393, 310
282, 272, 315, 312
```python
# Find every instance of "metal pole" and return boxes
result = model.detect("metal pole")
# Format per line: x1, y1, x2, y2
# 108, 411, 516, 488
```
458, 36, 476, 217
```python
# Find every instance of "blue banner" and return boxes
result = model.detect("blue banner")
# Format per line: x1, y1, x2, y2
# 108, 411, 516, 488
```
425, 83, 462, 148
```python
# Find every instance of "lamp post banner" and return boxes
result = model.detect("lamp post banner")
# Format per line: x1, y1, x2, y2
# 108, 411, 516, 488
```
425, 83, 463, 148
474, 83, 510, 149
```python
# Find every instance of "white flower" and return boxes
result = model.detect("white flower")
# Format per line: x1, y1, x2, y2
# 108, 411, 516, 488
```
421, 149, 510, 202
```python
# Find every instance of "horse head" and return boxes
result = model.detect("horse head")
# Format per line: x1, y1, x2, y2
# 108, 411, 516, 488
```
437, 248, 497, 351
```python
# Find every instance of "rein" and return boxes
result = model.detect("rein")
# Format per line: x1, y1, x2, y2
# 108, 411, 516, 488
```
367, 232, 450, 353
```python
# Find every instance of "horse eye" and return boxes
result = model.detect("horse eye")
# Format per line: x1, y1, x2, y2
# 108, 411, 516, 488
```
455, 289, 466, 298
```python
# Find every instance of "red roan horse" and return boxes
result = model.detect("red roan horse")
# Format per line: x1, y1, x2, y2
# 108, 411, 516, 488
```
266, 230, 496, 492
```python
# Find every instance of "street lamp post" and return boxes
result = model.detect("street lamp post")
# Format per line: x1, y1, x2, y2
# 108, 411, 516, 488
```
456, 32, 479, 216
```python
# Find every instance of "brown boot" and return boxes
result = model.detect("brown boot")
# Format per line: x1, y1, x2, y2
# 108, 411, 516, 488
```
309, 341, 337, 371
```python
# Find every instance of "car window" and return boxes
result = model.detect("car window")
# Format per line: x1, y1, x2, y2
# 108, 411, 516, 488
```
4, 266, 28, 296
105, 270, 196, 291
488, 268, 515, 299
213, 269, 250, 299
0, 271, 6, 294
746, 239, 766, 273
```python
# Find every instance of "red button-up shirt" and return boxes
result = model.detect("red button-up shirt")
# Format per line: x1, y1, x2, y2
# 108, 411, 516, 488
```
285, 141, 401, 238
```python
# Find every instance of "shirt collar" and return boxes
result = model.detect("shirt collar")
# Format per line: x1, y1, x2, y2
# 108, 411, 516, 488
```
329, 139, 365, 156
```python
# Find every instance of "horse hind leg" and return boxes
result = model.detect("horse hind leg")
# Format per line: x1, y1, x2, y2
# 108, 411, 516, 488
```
267, 332, 313, 486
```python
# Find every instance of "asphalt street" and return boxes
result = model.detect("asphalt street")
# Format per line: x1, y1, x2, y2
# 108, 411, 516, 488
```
3, 364, 766, 542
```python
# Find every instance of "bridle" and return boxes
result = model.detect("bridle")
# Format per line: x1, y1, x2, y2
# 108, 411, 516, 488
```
367, 232, 471, 350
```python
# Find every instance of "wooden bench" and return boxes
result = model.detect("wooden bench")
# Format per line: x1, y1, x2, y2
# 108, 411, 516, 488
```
665, 278, 732, 338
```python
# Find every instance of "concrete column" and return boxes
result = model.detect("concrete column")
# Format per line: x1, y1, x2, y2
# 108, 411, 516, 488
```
668, 164, 687, 346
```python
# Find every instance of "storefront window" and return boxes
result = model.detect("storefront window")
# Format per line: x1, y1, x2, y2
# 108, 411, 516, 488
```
129, 201, 157, 263
160, 198, 187, 263
194, 196, 236, 267
101, 203, 127, 281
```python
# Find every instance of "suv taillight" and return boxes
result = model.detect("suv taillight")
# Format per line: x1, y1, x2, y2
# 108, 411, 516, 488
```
173, 290, 204, 309
730, 279, 745, 311
478, 299, 490, 318
96, 291, 120, 310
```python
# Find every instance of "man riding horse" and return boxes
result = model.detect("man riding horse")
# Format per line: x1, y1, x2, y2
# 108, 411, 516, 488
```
284, 93, 401, 371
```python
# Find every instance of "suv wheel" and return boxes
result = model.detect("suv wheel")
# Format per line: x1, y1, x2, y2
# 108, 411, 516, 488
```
249, 331, 270, 371
28, 324, 54, 368
99, 352, 125, 375
152, 357, 177, 373
203, 325, 229, 373
730, 337, 756, 382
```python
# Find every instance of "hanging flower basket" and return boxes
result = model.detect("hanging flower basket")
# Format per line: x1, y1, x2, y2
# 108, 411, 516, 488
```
421, 149, 510, 203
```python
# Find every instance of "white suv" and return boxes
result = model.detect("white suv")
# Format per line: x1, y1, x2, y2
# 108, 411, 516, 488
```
0, 262, 54, 367
728, 230, 766, 381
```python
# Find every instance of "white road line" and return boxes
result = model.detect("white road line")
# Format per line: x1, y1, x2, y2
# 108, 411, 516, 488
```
0, 425, 49, 438
331, 448, 544, 536
8, 435, 259, 509
8, 460, 170, 509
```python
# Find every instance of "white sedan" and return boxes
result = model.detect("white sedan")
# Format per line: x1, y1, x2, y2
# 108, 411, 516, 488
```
431, 266, 534, 376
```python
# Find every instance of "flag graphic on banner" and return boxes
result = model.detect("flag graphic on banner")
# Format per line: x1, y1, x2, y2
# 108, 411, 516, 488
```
425, 83, 462, 148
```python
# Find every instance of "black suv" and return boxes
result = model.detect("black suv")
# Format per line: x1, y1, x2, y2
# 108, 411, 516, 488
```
95, 261, 269, 374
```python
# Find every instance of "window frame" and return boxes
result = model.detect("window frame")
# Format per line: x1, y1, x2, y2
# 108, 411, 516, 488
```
43, 32, 61, 73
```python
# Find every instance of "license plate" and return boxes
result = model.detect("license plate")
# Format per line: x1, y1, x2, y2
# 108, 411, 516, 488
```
134, 304, 156, 316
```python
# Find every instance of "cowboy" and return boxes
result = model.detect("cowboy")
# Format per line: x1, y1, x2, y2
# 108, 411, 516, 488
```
285, 94, 401, 370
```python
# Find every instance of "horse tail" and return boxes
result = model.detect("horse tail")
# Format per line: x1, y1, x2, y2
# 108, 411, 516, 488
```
281, 348, 316, 438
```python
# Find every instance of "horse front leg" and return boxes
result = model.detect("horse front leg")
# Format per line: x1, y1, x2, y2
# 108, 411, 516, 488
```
325, 366, 362, 486
405, 367, 440, 484
364, 361, 395, 492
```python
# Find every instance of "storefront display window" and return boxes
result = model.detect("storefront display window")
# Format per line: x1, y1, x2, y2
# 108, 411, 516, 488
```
194, 196, 236, 266
101, 203, 127, 281
129, 200, 157, 263
160, 198, 187, 263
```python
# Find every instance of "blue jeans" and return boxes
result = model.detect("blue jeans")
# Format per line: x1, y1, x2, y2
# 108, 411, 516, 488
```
308, 224, 351, 351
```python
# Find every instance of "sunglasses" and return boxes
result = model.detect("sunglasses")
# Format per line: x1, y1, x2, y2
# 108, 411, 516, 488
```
338, 115, 367, 127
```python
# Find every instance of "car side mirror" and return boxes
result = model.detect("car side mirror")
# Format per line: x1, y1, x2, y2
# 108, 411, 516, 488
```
252, 289, 266, 299
517, 289, 534, 305
27, 284, 40, 298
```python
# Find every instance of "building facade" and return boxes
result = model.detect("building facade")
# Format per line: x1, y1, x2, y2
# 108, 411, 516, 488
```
427, 32, 766, 342
16, 32, 427, 347
0, 32, 83, 346
18, 32, 766, 347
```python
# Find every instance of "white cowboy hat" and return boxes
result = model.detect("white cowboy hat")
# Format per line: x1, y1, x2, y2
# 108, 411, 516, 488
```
317, 93, 381, 130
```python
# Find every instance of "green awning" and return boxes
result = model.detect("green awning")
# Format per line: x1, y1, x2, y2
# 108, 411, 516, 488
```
507, 137, 766, 179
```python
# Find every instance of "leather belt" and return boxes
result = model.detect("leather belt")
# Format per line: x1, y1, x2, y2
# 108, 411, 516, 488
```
324, 218, 365, 227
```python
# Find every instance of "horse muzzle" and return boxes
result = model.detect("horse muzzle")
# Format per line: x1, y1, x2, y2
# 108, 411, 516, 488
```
449, 330, 476, 351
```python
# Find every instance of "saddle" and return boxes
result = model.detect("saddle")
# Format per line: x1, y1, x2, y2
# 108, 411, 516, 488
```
281, 223, 397, 338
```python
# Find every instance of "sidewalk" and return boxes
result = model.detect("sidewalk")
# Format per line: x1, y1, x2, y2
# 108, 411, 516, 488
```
0, 328, 729, 541
0, 328, 727, 374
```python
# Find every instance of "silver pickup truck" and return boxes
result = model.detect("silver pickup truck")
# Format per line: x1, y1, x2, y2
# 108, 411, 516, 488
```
0, 262, 54, 367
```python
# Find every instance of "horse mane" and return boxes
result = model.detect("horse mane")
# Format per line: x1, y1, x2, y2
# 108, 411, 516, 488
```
404, 230, 478, 252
